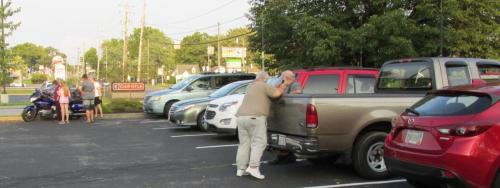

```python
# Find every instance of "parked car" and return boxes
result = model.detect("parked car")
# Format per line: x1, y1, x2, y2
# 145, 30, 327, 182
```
384, 82, 500, 188
170, 80, 252, 130
205, 94, 244, 134
267, 58, 500, 180
205, 76, 284, 134
143, 73, 255, 117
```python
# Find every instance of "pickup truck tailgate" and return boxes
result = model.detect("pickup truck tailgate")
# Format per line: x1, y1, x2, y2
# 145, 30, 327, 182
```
268, 95, 311, 136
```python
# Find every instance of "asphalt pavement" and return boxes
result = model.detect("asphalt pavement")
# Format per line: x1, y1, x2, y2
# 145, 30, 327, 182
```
0, 118, 413, 188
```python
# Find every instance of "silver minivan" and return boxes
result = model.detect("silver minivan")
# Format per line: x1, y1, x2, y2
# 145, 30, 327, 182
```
143, 73, 255, 117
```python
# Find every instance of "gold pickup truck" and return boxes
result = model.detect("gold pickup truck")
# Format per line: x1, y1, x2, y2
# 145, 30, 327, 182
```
267, 57, 499, 179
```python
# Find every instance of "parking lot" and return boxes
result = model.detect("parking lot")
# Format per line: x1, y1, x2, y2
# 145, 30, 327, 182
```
0, 118, 413, 188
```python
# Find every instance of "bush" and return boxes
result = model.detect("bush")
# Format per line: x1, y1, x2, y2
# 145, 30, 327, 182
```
31, 73, 48, 84
101, 98, 143, 113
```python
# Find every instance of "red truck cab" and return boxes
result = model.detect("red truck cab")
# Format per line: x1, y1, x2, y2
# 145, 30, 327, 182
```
292, 67, 379, 94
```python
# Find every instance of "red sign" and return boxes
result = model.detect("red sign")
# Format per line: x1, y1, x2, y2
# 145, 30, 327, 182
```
112, 83, 145, 92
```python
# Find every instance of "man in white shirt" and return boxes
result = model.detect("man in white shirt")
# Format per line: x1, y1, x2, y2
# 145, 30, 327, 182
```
93, 78, 103, 118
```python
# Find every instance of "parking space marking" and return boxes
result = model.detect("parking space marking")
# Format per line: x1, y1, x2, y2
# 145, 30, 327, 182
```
140, 120, 170, 124
195, 144, 239, 149
231, 160, 269, 166
152, 127, 190, 130
303, 179, 407, 188
170, 133, 218, 138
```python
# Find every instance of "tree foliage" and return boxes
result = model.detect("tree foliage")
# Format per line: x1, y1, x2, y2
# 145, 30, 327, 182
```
0, 0, 20, 93
10, 43, 65, 69
83, 47, 98, 71
176, 32, 216, 68
249, 0, 500, 69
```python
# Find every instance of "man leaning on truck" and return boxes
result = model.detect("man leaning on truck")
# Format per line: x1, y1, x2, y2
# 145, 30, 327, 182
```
235, 71, 292, 180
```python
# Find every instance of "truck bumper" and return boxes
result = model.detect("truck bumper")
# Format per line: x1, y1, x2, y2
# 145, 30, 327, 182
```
267, 132, 320, 156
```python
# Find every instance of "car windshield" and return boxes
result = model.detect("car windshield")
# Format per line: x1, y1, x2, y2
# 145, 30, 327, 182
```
410, 93, 493, 116
170, 75, 201, 90
378, 61, 433, 91
209, 82, 242, 98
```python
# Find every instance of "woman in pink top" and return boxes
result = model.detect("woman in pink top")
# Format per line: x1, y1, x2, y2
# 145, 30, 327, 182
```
57, 81, 71, 124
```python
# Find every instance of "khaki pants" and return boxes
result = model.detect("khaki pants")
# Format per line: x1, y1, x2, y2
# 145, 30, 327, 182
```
236, 116, 267, 170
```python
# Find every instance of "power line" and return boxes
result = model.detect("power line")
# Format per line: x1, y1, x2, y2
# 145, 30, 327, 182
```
157, 16, 247, 36
180, 31, 255, 46
159, 0, 238, 25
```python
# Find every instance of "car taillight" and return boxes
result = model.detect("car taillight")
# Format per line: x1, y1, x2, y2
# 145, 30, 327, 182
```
437, 125, 492, 137
306, 104, 318, 128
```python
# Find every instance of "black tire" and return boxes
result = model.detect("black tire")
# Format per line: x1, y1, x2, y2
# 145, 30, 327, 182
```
21, 108, 37, 122
197, 110, 208, 131
493, 172, 500, 188
352, 131, 389, 179
163, 101, 176, 118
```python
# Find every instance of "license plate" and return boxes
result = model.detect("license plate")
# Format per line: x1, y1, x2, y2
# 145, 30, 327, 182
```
278, 135, 286, 146
405, 130, 424, 145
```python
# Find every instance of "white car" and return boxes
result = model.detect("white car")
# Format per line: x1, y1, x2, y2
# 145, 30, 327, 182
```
204, 76, 282, 134
204, 94, 244, 134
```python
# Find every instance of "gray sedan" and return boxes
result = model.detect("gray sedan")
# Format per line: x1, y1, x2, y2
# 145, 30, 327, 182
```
169, 80, 251, 131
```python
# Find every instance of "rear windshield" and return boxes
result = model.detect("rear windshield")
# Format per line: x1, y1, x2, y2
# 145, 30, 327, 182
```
477, 62, 500, 83
378, 62, 433, 91
410, 93, 493, 116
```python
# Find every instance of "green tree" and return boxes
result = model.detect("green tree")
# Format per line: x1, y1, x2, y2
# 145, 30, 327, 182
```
176, 32, 216, 69
249, 0, 499, 70
0, 0, 20, 93
10, 43, 65, 69
100, 38, 123, 82
83, 47, 98, 73
129, 26, 176, 82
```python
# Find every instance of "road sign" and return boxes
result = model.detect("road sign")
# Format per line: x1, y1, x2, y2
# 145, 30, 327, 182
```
54, 64, 66, 80
112, 83, 145, 92
207, 46, 214, 55
221, 47, 246, 58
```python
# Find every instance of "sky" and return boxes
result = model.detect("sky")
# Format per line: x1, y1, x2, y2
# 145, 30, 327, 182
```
9, 0, 252, 64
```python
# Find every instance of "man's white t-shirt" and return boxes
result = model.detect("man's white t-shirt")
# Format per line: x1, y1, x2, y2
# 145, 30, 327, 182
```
94, 81, 102, 97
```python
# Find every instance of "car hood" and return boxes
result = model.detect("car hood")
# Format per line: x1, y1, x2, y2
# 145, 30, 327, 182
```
174, 97, 213, 107
146, 88, 177, 97
209, 94, 244, 105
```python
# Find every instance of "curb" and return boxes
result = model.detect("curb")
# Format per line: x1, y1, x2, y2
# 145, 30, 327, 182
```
0, 113, 146, 122
0, 106, 25, 109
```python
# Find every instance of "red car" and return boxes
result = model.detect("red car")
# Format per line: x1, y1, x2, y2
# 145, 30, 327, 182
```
384, 82, 500, 188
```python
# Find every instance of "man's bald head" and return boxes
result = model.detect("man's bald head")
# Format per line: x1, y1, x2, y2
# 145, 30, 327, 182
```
282, 70, 295, 81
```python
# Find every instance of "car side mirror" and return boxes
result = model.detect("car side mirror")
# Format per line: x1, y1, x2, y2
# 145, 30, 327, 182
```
185, 86, 194, 92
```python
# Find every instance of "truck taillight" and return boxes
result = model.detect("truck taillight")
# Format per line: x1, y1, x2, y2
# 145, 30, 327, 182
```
306, 104, 318, 128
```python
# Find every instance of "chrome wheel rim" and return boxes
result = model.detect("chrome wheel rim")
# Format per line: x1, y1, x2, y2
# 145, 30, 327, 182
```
367, 142, 386, 172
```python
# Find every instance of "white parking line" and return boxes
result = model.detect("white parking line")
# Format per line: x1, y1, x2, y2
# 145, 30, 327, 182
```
303, 179, 407, 188
195, 144, 239, 149
231, 160, 269, 166
140, 120, 170, 124
152, 127, 191, 130
170, 133, 218, 138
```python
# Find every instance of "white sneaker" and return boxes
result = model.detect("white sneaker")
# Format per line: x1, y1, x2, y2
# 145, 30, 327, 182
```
236, 169, 248, 177
245, 167, 265, 179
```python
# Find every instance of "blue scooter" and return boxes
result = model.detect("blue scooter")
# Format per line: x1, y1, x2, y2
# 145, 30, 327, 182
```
21, 88, 86, 122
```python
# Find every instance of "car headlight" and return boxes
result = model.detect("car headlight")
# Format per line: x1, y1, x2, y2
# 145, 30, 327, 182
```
30, 97, 38, 102
219, 101, 238, 112
176, 104, 195, 112
151, 96, 162, 101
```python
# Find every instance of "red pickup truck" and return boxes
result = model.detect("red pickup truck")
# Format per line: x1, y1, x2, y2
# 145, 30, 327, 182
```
289, 67, 380, 94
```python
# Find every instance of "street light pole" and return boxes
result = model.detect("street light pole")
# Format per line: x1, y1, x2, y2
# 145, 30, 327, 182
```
439, 0, 443, 57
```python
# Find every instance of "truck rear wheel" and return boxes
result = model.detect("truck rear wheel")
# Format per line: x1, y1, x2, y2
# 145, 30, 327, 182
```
352, 131, 389, 179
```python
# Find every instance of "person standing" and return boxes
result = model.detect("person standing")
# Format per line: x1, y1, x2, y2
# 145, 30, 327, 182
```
93, 78, 103, 118
57, 81, 71, 124
53, 80, 62, 122
235, 71, 291, 179
79, 74, 95, 124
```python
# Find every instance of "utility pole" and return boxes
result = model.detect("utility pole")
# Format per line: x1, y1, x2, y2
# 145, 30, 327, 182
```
217, 22, 222, 73
105, 47, 108, 81
0, 0, 6, 94
260, 16, 265, 72
439, 0, 444, 57
122, 4, 129, 82
83, 50, 86, 75
137, 0, 146, 82
146, 39, 150, 83
96, 48, 100, 80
